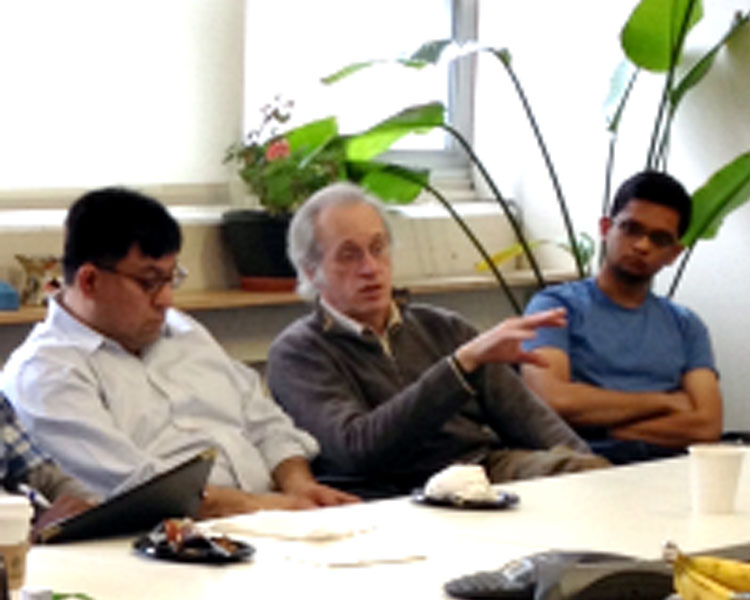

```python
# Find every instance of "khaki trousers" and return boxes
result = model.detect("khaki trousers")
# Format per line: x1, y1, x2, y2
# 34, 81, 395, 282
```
482, 445, 611, 483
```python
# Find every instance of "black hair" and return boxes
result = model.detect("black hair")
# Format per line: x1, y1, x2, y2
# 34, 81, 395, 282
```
63, 187, 182, 284
610, 170, 692, 237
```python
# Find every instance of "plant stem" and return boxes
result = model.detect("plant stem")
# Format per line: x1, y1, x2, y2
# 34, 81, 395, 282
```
646, 0, 697, 169
442, 123, 546, 290
493, 51, 585, 279
603, 67, 639, 217
667, 244, 694, 298
385, 166, 523, 313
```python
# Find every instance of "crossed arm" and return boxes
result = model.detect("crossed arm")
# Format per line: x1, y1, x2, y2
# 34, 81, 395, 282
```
521, 347, 722, 448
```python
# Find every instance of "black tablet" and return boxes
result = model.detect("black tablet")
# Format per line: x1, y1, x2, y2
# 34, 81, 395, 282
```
38, 448, 216, 543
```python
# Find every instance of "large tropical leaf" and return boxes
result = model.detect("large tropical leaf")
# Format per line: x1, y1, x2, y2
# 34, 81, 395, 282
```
682, 152, 750, 247
356, 164, 428, 205
322, 39, 485, 85
284, 116, 338, 155
603, 60, 639, 134
320, 61, 384, 85
670, 12, 750, 110
410, 39, 453, 63
345, 102, 445, 161
621, 0, 703, 72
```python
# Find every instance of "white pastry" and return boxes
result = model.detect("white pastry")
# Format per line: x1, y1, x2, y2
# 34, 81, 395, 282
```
424, 464, 497, 503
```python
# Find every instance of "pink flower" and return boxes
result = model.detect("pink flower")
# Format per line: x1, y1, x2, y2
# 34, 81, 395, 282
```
265, 138, 291, 161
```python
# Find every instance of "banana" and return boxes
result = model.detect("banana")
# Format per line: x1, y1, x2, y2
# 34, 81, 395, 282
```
686, 555, 750, 592
674, 556, 740, 600
664, 541, 750, 600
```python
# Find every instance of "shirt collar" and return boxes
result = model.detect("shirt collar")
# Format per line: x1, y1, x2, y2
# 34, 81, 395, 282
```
319, 297, 402, 337
46, 294, 194, 354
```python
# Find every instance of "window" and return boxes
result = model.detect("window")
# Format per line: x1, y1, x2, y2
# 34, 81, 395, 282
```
244, 0, 477, 170
0, 0, 243, 206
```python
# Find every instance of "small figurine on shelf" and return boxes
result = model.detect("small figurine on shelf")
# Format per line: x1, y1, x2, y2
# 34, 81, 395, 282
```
14, 254, 62, 307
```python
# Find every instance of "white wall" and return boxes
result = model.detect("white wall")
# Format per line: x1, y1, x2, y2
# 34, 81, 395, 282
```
476, 0, 750, 429
0, 0, 243, 191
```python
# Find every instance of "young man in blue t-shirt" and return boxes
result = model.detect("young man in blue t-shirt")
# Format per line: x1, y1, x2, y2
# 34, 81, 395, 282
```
521, 171, 722, 464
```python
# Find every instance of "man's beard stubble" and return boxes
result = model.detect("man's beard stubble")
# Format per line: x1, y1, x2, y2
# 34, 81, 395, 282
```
610, 263, 653, 287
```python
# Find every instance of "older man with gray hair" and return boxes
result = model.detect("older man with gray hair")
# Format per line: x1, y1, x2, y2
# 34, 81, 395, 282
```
267, 182, 609, 498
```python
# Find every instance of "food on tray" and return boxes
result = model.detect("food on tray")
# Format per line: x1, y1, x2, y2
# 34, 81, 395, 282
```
159, 518, 238, 556
424, 464, 498, 504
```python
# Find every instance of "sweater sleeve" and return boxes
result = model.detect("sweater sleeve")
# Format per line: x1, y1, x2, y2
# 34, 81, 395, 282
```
267, 323, 476, 475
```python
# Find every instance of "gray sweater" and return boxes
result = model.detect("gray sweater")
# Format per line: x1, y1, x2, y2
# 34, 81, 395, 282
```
267, 300, 587, 490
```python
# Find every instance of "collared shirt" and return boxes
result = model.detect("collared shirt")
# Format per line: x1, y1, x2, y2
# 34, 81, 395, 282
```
319, 298, 402, 356
0, 393, 46, 489
2, 297, 318, 498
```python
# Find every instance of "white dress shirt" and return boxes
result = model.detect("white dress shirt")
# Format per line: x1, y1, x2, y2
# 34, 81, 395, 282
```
2, 297, 318, 498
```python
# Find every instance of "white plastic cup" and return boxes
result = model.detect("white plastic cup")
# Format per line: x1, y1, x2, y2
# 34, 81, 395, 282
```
689, 443, 747, 514
0, 495, 33, 590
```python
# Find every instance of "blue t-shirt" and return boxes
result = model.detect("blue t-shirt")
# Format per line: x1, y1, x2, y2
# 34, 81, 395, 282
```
523, 278, 716, 393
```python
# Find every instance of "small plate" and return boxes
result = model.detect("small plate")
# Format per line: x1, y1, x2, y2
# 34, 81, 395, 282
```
411, 488, 519, 510
133, 528, 255, 564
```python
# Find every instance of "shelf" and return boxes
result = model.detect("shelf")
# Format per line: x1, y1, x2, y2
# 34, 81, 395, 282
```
0, 269, 576, 326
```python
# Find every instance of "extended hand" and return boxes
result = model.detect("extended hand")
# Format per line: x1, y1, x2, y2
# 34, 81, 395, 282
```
284, 480, 361, 507
198, 486, 317, 519
455, 307, 567, 372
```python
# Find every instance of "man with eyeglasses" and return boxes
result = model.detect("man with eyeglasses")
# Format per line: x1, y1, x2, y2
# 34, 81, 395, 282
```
521, 170, 722, 464
2, 187, 358, 516
266, 182, 608, 499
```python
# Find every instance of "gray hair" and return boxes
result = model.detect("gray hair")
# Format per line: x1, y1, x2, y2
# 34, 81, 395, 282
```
287, 182, 392, 299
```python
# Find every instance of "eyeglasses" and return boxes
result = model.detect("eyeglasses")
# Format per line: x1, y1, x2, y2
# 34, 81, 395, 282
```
614, 219, 678, 249
97, 263, 188, 296
333, 237, 391, 267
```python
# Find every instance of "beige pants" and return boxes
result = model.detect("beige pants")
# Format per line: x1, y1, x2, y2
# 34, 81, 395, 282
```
482, 445, 611, 483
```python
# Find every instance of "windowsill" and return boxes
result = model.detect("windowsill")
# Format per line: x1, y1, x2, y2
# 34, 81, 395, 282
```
0, 199, 507, 232
0, 205, 232, 232
0, 269, 577, 326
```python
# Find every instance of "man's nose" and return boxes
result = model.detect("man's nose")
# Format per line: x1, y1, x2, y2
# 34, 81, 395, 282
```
358, 250, 381, 274
632, 233, 654, 252
152, 282, 174, 308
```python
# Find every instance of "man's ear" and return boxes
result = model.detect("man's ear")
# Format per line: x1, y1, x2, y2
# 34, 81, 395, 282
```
74, 264, 101, 298
599, 216, 613, 237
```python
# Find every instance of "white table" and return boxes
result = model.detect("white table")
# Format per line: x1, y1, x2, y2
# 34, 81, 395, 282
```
21, 457, 750, 599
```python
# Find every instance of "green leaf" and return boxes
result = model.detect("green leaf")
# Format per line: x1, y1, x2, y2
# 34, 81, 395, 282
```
345, 102, 445, 161
474, 240, 543, 272
554, 231, 596, 276
621, 0, 703, 72
360, 167, 427, 204
670, 12, 750, 110
321, 61, 383, 84
410, 39, 453, 63
284, 116, 338, 156
603, 59, 639, 133
682, 152, 750, 247
322, 40, 490, 87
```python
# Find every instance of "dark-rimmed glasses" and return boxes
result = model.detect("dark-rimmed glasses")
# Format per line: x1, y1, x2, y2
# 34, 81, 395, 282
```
614, 219, 678, 249
97, 263, 188, 296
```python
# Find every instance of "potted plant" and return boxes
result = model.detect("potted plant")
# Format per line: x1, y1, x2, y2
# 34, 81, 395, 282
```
323, 0, 750, 309
222, 97, 439, 291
